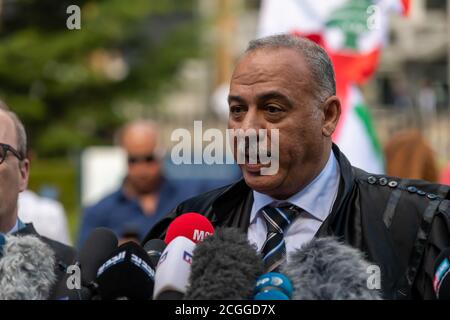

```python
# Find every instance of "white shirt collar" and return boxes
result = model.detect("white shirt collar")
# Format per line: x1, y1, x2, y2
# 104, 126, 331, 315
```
250, 151, 340, 224
8, 219, 20, 234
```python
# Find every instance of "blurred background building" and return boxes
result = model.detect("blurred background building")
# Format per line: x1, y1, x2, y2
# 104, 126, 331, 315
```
0, 0, 449, 243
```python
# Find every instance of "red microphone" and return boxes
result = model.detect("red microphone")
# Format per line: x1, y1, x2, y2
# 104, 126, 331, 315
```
164, 212, 215, 245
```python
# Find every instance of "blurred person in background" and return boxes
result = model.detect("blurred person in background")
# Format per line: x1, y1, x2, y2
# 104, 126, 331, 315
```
417, 79, 437, 129
18, 189, 71, 246
0, 103, 76, 296
440, 163, 450, 186
384, 129, 439, 182
78, 119, 227, 247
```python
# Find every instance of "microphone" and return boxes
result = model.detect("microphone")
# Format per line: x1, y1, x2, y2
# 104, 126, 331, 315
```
282, 237, 382, 300
53, 227, 118, 300
153, 236, 196, 300
96, 241, 155, 300
433, 248, 450, 300
253, 272, 293, 300
0, 235, 56, 300
164, 212, 214, 244
79, 227, 119, 288
143, 239, 167, 268
185, 227, 264, 300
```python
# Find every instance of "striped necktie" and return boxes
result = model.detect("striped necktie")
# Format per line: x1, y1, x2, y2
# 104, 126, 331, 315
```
260, 204, 302, 272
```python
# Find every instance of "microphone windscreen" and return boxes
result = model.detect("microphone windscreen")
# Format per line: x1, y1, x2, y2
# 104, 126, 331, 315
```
164, 212, 214, 244
185, 227, 264, 300
254, 290, 289, 300
79, 227, 118, 285
282, 237, 382, 300
433, 248, 450, 300
153, 236, 196, 300
253, 272, 293, 299
143, 239, 167, 268
96, 241, 155, 300
0, 235, 56, 300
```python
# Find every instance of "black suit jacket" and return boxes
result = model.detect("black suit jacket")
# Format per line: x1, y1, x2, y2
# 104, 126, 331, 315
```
14, 223, 77, 299
143, 144, 450, 299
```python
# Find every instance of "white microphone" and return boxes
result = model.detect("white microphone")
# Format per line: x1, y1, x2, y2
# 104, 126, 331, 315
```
153, 236, 195, 300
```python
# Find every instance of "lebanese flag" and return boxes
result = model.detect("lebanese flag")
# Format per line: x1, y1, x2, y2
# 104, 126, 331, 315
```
257, 0, 409, 174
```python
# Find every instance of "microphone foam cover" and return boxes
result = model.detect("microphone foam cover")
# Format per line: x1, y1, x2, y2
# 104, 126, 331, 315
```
0, 235, 56, 300
164, 212, 214, 244
254, 272, 293, 298
282, 237, 382, 300
185, 227, 264, 300
254, 290, 289, 300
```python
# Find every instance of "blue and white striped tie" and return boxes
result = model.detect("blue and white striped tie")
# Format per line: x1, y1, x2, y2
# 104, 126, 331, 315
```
260, 204, 302, 272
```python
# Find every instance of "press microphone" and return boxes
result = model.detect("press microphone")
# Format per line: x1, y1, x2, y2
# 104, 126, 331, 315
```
282, 237, 382, 300
53, 227, 118, 300
79, 227, 119, 287
253, 272, 293, 300
164, 212, 215, 244
185, 227, 264, 300
433, 248, 450, 300
143, 238, 167, 268
96, 241, 155, 300
153, 236, 196, 300
0, 235, 56, 300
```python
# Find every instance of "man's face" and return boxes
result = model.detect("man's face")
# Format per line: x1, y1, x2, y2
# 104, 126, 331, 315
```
122, 126, 161, 194
0, 111, 29, 220
228, 48, 339, 199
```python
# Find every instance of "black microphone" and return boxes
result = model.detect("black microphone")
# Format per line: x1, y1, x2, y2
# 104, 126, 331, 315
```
143, 239, 167, 268
0, 235, 56, 300
433, 248, 450, 300
282, 237, 382, 300
185, 227, 264, 300
53, 227, 118, 300
96, 241, 155, 300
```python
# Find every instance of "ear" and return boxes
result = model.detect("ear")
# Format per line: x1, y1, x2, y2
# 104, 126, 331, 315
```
18, 159, 30, 192
321, 96, 341, 137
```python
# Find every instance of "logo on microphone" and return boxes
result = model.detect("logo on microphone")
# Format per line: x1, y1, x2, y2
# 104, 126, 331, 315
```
193, 229, 212, 242
183, 251, 193, 264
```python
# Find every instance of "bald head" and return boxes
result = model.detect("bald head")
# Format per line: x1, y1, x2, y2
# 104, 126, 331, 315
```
118, 120, 163, 194
0, 103, 27, 159
117, 120, 159, 150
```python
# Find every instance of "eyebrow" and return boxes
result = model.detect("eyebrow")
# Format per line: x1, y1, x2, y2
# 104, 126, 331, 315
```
256, 91, 294, 109
228, 95, 246, 105
228, 91, 295, 109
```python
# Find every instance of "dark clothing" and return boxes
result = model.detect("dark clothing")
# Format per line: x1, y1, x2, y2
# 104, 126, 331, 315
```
143, 144, 450, 300
78, 177, 232, 248
14, 223, 77, 299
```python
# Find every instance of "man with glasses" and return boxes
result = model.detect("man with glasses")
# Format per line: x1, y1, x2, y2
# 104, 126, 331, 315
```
0, 105, 76, 298
78, 120, 224, 247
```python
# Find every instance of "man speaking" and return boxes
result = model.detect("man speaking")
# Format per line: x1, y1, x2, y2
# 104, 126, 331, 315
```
143, 34, 450, 299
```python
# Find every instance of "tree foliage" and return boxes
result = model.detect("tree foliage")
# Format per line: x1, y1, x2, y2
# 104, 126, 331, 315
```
0, 0, 199, 156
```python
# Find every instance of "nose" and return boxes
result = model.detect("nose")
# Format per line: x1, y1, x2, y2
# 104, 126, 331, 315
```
240, 106, 264, 131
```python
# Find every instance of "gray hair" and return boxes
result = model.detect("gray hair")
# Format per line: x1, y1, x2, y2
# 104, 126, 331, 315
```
0, 100, 27, 159
246, 34, 336, 102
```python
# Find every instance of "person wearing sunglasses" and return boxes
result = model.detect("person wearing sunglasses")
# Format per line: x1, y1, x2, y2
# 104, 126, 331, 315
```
0, 105, 76, 298
78, 120, 218, 248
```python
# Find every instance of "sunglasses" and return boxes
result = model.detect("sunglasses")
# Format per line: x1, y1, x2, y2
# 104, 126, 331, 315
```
128, 154, 157, 165
0, 143, 24, 164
